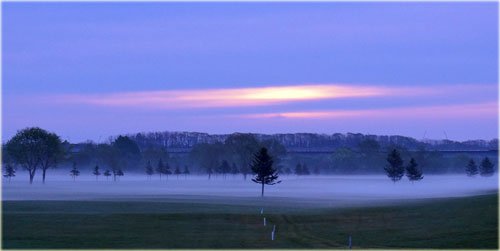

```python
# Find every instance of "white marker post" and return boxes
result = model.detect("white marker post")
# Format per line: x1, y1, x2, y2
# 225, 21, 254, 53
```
348, 235, 352, 249
263, 217, 267, 226
261, 208, 264, 215
271, 225, 276, 241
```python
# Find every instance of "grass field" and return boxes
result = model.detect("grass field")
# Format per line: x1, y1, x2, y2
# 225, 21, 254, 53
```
2, 193, 498, 249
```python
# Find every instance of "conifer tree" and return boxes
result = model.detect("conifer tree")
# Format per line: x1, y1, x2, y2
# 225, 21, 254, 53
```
465, 159, 479, 176
250, 148, 281, 197
406, 158, 423, 183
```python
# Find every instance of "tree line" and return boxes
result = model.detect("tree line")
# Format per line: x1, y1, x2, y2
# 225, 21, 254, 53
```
2, 127, 497, 184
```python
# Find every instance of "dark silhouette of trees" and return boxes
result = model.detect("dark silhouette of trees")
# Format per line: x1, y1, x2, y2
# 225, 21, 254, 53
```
103, 169, 111, 180
465, 159, 479, 176
3, 164, 16, 183
231, 163, 239, 177
250, 148, 281, 197
145, 160, 154, 180
183, 165, 190, 179
115, 169, 124, 180
480, 157, 495, 177
207, 167, 213, 180
164, 162, 172, 179
225, 134, 260, 180
284, 167, 292, 176
174, 166, 181, 179
384, 149, 405, 182
406, 158, 423, 183
5, 127, 60, 184
302, 164, 310, 175
294, 163, 302, 175
39, 132, 63, 184
112, 135, 141, 170
93, 165, 101, 180
220, 160, 231, 179
157, 159, 166, 180
70, 162, 80, 181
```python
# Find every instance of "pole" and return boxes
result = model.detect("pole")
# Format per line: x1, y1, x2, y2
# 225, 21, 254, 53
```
348, 235, 352, 249
263, 217, 266, 226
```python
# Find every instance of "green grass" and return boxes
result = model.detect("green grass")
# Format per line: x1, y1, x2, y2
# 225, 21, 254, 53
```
2, 194, 498, 249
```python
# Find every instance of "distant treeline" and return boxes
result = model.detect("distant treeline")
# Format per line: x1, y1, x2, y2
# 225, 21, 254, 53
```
128, 131, 498, 152
2, 128, 498, 184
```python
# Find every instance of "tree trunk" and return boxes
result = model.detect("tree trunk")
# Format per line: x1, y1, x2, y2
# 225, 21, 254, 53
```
29, 170, 35, 184
42, 169, 47, 184
261, 181, 264, 197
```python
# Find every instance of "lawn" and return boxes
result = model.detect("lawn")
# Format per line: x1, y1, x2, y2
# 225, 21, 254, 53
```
2, 193, 498, 249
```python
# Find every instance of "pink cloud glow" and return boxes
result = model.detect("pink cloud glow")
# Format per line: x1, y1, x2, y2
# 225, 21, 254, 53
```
241, 102, 498, 119
48, 84, 433, 109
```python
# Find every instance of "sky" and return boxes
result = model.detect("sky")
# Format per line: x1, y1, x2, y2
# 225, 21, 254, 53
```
2, 2, 499, 143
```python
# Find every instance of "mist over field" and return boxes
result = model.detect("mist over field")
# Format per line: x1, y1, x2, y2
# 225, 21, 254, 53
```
3, 172, 497, 207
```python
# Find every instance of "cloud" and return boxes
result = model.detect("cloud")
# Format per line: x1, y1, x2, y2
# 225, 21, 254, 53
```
45, 84, 438, 109
241, 102, 498, 119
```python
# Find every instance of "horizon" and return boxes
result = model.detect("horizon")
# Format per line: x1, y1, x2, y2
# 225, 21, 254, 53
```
3, 2, 499, 142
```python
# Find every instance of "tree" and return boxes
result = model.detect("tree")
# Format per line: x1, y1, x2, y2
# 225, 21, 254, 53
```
207, 167, 213, 180
103, 169, 111, 180
70, 162, 80, 181
219, 160, 231, 179
231, 163, 239, 177
294, 163, 303, 175
302, 164, 311, 175
384, 149, 405, 182
115, 169, 124, 180
5, 127, 52, 184
250, 148, 281, 197
112, 135, 141, 170
93, 165, 101, 180
157, 159, 166, 180
465, 159, 478, 176
406, 158, 423, 183
164, 162, 172, 179
183, 165, 190, 179
145, 160, 154, 180
174, 166, 181, 179
39, 132, 63, 184
3, 164, 16, 183
225, 134, 260, 180
480, 157, 495, 177
284, 167, 292, 176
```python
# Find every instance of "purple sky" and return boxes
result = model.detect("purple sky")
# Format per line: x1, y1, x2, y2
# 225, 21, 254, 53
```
2, 2, 498, 143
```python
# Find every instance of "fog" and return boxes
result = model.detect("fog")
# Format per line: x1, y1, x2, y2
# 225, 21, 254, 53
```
3, 171, 498, 208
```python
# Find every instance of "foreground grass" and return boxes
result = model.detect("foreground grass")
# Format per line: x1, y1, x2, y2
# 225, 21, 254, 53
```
2, 194, 498, 249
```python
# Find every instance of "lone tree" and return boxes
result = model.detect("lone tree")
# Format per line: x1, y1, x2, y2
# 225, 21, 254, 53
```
93, 165, 101, 180
250, 147, 281, 197
406, 158, 423, 183
103, 169, 111, 180
70, 162, 80, 181
5, 127, 61, 184
384, 149, 405, 182
3, 164, 16, 183
480, 157, 495, 177
145, 161, 154, 180
465, 159, 479, 176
